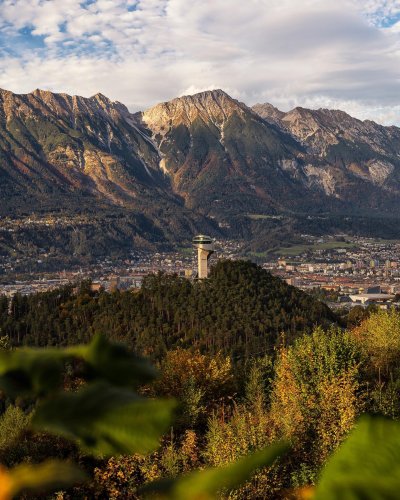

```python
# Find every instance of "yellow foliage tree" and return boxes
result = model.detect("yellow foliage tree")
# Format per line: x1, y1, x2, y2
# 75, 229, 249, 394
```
270, 327, 361, 470
354, 308, 400, 375
154, 348, 234, 428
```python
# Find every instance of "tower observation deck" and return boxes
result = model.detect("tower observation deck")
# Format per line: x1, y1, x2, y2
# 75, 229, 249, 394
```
192, 235, 214, 279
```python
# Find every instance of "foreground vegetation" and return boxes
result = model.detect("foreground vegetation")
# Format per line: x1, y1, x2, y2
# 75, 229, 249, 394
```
0, 261, 400, 498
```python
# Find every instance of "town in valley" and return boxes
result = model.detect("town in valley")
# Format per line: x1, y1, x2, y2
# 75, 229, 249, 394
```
2, 226, 400, 311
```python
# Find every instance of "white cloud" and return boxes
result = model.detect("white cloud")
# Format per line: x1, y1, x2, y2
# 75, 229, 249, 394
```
360, 0, 400, 25
0, 0, 399, 125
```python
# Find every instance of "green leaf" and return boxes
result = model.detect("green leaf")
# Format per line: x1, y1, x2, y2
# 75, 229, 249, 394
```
0, 460, 86, 499
75, 334, 158, 387
32, 381, 175, 457
0, 335, 157, 397
143, 441, 289, 499
315, 416, 400, 500
0, 349, 65, 396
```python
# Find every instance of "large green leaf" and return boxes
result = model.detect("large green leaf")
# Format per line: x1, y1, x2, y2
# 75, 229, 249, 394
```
315, 417, 400, 500
75, 334, 158, 387
143, 441, 289, 499
0, 334, 157, 397
0, 348, 65, 396
32, 381, 175, 456
0, 460, 86, 499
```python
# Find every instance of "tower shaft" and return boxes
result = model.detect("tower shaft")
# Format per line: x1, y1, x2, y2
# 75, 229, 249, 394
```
198, 247, 212, 279
192, 235, 214, 279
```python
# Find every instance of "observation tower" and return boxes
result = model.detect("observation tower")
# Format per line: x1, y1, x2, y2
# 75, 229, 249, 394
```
192, 235, 214, 279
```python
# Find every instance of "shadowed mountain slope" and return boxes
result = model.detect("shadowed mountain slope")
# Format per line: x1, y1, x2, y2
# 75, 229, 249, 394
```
2, 87, 400, 264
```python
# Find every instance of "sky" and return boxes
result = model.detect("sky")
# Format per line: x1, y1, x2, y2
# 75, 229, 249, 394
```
0, 0, 400, 124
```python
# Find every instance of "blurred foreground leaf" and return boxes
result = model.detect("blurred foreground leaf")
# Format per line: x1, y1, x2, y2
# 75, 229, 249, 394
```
75, 334, 158, 387
315, 416, 400, 500
0, 334, 156, 397
0, 349, 65, 397
0, 460, 86, 500
143, 441, 289, 500
32, 381, 176, 456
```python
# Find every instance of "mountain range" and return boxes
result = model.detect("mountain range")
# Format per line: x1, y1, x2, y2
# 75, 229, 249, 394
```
1, 87, 400, 264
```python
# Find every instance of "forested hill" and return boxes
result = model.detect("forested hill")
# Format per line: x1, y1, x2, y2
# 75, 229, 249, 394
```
0, 260, 336, 360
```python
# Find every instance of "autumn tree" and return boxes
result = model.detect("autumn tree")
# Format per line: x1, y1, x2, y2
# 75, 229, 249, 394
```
153, 348, 234, 428
270, 327, 361, 478
353, 308, 400, 417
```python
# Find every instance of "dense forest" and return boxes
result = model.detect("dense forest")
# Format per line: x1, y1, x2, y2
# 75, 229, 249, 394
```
0, 260, 398, 498
0, 261, 335, 361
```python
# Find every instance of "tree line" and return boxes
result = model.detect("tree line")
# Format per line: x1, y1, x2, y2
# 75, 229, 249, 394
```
0, 260, 336, 363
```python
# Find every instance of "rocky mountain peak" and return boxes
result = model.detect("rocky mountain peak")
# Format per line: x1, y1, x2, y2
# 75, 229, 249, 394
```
282, 107, 324, 133
140, 88, 252, 136
91, 92, 110, 102
252, 102, 285, 125
32, 88, 55, 98
0, 88, 136, 130
89, 92, 124, 114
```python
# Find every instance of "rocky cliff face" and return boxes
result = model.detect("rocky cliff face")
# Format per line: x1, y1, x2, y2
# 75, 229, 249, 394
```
139, 90, 312, 218
1, 86, 400, 256
0, 88, 219, 248
141, 89, 247, 135
252, 102, 400, 205
0, 88, 167, 210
